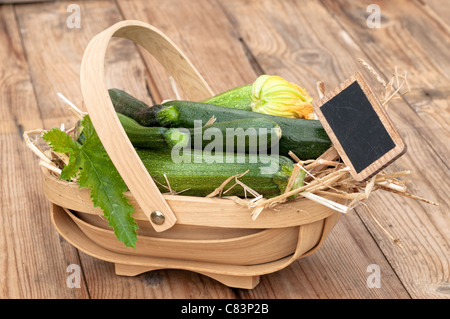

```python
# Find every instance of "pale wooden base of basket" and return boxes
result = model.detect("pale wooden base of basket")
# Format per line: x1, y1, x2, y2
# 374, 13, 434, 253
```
51, 204, 263, 288
50, 202, 341, 289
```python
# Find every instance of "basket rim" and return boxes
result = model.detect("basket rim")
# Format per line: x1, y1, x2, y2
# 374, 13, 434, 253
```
41, 166, 344, 229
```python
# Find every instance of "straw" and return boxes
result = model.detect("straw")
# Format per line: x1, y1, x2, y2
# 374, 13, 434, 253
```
57, 92, 87, 119
360, 201, 403, 248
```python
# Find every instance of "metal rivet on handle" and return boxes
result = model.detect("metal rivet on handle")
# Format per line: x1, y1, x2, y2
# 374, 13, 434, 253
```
150, 211, 165, 225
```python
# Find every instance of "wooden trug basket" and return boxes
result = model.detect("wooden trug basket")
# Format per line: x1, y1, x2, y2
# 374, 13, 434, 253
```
43, 20, 345, 289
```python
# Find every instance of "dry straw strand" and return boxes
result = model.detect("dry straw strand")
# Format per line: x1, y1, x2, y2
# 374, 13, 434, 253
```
284, 163, 302, 194
206, 170, 249, 198
360, 201, 403, 248
316, 80, 326, 98
57, 92, 87, 119
23, 129, 52, 165
357, 59, 411, 109
382, 69, 410, 106
358, 58, 387, 88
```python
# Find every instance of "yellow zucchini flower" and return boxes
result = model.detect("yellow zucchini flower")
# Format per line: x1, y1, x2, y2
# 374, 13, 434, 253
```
250, 75, 315, 119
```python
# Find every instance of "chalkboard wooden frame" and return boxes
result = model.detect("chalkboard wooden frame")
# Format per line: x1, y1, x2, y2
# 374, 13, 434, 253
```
314, 72, 406, 182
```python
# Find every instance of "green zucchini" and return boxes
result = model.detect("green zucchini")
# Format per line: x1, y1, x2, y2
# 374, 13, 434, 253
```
75, 113, 279, 154
109, 88, 165, 127
137, 149, 305, 198
75, 113, 190, 149
202, 84, 252, 111
188, 118, 281, 153
158, 100, 331, 160
108, 89, 331, 160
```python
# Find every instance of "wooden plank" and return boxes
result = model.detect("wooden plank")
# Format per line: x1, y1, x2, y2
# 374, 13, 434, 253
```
0, 6, 42, 134
0, 4, 88, 298
0, 1, 55, 3
240, 213, 411, 298
13, 0, 169, 299
221, 0, 449, 298
417, 0, 450, 32
78, 255, 237, 298
15, 0, 237, 298
320, 0, 450, 158
15, 0, 155, 130
271, 0, 450, 300
116, 0, 257, 102
323, 0, 450, 84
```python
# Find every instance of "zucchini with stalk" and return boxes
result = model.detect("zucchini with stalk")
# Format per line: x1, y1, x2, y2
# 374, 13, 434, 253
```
109, 89, 165, 127
109, 86, 253, 121
160, 101, 330, 160
75, 113, 280, 154
137, 149, 305, 198
75, 113, 190, 149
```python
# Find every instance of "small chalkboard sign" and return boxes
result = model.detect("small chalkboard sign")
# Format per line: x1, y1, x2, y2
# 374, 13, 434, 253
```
314, 72, 406, 182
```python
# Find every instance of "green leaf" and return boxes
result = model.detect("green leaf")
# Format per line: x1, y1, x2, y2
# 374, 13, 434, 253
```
43, 128, 81, 154
43, 117, 138, 248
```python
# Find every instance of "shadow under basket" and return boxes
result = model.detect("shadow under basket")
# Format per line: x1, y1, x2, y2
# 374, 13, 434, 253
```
41, 20, 345, 289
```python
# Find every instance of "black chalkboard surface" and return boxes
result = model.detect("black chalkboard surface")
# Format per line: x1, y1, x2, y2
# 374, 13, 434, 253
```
314, 73, 406, 181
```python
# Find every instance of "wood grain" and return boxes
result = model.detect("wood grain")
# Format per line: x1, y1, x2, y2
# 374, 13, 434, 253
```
419, 0, 450, 31
116, 0, 257, 102
0, 4, 88, 298
240, 213, 410, 299
320, 0, 450, 159
15, 0, 154, 128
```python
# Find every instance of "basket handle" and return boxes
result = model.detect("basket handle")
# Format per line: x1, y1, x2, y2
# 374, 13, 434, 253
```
80, 20, 214, 232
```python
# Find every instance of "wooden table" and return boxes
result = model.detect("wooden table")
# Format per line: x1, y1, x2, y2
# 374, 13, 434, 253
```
0, 0, 448, 299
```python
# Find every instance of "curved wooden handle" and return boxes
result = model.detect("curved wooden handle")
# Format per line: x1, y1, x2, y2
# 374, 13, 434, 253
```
80, 20, 213, 232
